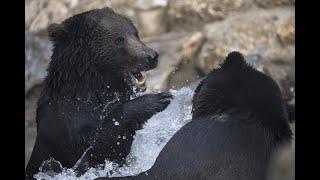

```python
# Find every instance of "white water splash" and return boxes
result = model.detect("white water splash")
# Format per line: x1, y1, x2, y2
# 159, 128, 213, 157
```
34, 87, 194, 180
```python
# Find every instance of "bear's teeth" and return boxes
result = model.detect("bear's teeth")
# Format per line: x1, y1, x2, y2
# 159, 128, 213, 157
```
138, 71, 147, 84
129, 72, 146, 85
136, 73, 146, 85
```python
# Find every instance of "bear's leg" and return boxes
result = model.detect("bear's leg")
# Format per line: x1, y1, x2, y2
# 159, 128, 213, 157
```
118, 92, 172, 130
69, 92, 172, 176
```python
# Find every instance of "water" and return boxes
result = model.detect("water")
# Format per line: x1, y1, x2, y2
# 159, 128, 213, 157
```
34, 87, 194, 180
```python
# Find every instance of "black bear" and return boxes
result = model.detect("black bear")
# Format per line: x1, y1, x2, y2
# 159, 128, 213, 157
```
25, 7, 173, 179
96, 51, 293, 180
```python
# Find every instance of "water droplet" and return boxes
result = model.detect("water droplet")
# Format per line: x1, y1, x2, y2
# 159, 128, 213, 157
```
122, 136, 126, 139
117, 142, 120, 145
114, 121, 119, 126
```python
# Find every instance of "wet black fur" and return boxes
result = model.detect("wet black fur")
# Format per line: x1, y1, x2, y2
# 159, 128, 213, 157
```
96, 51, 293, 180
25, 8, 172, 179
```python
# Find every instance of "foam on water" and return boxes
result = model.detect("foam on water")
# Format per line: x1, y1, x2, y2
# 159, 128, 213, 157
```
34, 87, 194, 180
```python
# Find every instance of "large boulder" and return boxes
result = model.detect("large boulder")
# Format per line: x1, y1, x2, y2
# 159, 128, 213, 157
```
25, 0, 168, 37
143, 31, 206, 93
26, 0, 111, 35
68, 0, 112, 15
255, 0, 294, 8
196, 7, 295, 100
167, 0, 255, 32
26, 0, 70, 35
110, 0, 169, 38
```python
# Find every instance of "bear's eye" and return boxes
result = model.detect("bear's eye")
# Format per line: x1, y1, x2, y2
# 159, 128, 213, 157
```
115, 37, 125, 45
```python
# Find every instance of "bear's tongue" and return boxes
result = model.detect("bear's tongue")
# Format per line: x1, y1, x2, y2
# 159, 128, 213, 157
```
130, 71, 146, 85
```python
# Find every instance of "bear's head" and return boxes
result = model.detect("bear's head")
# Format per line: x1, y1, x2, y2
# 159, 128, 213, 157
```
47, 7, 158, 92
192, 51, 291, 139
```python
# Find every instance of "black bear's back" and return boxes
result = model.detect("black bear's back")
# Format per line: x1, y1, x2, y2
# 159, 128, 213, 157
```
139, 115, 277, 180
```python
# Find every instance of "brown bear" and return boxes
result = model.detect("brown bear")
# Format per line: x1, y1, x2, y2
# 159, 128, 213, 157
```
25, 7, 172, 179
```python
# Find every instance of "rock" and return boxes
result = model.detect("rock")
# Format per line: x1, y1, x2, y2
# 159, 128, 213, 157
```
134, 0, 169, 37
25, 0, 42, 28
26, 0, 168, 37
196, 7, 295, 100
167, 62, 202, 90
111, 0, 169, 37
255, 0, 294, 8
167, 32, 206, 90
26, 0, 111, 35
133, 0, 169, 10
25, 31, 52, 94
167, 0, 254, 32
277, 16, 295, 45
68, 0, 111, 17
27, 0, 69, 35
143, 32, 206, 93
135, 6, 168, 37
181, 32, 206, 62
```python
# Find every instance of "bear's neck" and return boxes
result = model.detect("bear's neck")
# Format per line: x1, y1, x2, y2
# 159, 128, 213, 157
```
192, 90, 293, 143
42, 54, 131, 103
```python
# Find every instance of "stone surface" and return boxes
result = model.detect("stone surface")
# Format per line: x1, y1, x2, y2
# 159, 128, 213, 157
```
25, 31, 52, 94
167, 0, 255, 32
67, 0, 111, 17
181, 32, 206, 62
143, 31, 206, 93
26, 0, 111, 35
27, 0, 69, 35
134, 0, 169, 37
255, 0, 294, 8
196, 7, 295, 100
133, 0, 169, 10
135, 7, 168, 37
26, 0, 168, 37
277, 15, 295, 45
111, 0, 169, 37
167, 32, 206, 90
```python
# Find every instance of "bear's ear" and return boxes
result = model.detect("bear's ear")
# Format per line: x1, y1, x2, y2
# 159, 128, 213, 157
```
222, 51, 246, 68
47, 23, 68, 42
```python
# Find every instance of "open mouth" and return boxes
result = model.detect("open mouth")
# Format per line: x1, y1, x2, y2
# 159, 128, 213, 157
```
129, 70, 147, 86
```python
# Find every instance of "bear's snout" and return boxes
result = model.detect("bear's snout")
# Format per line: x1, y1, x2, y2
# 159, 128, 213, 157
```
146, 50, 158, 69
